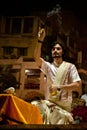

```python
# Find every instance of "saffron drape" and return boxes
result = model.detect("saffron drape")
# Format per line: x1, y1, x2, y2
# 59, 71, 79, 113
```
0, 94, 43, 124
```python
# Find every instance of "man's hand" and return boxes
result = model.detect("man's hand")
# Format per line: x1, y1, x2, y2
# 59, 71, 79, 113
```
38, 28, 46, 42
49, 85, 58, 93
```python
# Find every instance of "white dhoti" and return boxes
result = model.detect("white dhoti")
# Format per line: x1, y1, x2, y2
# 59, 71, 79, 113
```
31, 100, 74, 124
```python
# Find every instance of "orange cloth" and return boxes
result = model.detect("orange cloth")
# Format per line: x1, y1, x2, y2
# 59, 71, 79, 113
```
0, 94, 43, 124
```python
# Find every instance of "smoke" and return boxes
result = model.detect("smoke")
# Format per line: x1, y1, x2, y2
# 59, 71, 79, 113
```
47, 4, 62, 25
47, 4, 61, 17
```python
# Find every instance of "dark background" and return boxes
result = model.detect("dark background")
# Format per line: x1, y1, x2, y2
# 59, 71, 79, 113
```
0, 0, 87, 23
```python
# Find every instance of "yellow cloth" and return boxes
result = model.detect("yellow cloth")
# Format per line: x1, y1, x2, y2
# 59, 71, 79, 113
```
54, 61, 70, 85
0, 94, 43, 124
49, 62, 71, 112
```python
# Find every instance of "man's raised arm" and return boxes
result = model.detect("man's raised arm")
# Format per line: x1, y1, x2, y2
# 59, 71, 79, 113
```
34, 27, 46, 68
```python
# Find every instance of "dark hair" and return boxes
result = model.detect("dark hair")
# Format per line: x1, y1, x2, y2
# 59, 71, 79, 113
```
72, 91, 79, 98
51, 41, 65, 51
48, 40, 66, 62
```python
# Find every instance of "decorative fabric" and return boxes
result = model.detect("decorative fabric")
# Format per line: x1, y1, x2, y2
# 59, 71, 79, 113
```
0, 94, 43, 124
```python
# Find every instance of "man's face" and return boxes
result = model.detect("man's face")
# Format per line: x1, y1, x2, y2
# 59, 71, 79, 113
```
51, 44, 63, 58
78, 99, 85, 106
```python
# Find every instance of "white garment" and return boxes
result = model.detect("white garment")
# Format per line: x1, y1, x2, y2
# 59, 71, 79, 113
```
41, 59, 81, 101
81, 94, 87, 106
32, 60, 81, 124
31, 100, 74, 124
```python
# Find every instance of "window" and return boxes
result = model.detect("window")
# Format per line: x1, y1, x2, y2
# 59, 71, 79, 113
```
5, 17, 34, 34
3, 47, 13, 55
17, 48, 27, 56
2, 47, 28, 59
12, 18, 21, 34
5, 17, 10, 34
24, 69, 40, 89
23, 18, 33, 33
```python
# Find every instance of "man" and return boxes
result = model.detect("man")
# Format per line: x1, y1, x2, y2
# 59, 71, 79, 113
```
33, 26, 82, 124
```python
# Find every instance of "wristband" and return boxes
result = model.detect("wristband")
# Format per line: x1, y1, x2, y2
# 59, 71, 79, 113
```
38, 40, 43, 43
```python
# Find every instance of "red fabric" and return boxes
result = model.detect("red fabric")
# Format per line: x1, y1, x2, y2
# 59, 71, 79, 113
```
71, 106, 87, 122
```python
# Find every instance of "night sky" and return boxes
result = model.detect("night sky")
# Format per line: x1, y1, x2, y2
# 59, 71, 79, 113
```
0, 0, 87, 22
